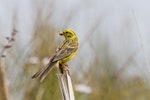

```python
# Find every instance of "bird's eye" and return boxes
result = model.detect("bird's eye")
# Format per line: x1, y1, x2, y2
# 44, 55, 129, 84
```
66, 32, 68, 33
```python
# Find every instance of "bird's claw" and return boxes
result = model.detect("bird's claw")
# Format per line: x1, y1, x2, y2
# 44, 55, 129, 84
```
59, 63, 70, 75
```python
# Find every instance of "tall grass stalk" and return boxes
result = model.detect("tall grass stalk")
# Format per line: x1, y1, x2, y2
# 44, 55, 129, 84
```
0, 29, 17, 100
0, 60, 9, 100
133, 10, 150, 76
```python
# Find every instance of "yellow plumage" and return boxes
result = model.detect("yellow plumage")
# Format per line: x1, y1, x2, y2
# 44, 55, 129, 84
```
32, 29, 78, 82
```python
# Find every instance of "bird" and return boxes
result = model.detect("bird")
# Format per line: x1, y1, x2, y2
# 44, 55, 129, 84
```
32, 29, 78, 82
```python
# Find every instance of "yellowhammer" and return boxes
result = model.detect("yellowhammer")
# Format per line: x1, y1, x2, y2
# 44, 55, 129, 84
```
32, 29, 78, 82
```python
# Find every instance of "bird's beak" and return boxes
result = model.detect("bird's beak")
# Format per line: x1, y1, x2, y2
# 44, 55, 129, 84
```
59, 31, 64, 36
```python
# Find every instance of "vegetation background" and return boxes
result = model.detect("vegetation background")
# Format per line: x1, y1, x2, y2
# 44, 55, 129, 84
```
0, 0, 150, 100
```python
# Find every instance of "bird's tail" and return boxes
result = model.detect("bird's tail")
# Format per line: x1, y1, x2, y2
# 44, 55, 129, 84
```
32, 62, 56, 82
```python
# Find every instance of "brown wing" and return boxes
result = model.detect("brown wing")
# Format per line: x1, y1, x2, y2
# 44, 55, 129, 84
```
51, 39, 78, 62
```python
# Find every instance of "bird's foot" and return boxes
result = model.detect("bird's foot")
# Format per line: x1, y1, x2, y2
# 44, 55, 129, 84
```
59, 63, 70, 75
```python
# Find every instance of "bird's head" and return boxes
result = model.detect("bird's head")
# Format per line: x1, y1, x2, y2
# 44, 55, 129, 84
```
59, 29, 77, 39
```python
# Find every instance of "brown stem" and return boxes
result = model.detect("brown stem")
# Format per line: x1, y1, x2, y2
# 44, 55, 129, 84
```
0, 59, 9, 100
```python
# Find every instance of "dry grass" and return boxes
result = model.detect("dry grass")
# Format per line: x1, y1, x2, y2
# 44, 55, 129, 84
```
0, 29, 17, 100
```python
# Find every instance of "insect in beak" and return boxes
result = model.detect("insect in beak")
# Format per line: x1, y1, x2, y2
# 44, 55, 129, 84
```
59, 31, 64, 36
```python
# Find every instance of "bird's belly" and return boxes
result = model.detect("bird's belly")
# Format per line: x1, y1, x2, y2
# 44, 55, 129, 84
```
59, 51, 77, 64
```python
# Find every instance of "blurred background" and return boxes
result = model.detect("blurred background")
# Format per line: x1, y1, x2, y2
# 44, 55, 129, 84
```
0, 0, 150, 100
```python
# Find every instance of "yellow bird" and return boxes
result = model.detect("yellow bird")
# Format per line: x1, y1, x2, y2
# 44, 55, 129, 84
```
32, 29, 78, 82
